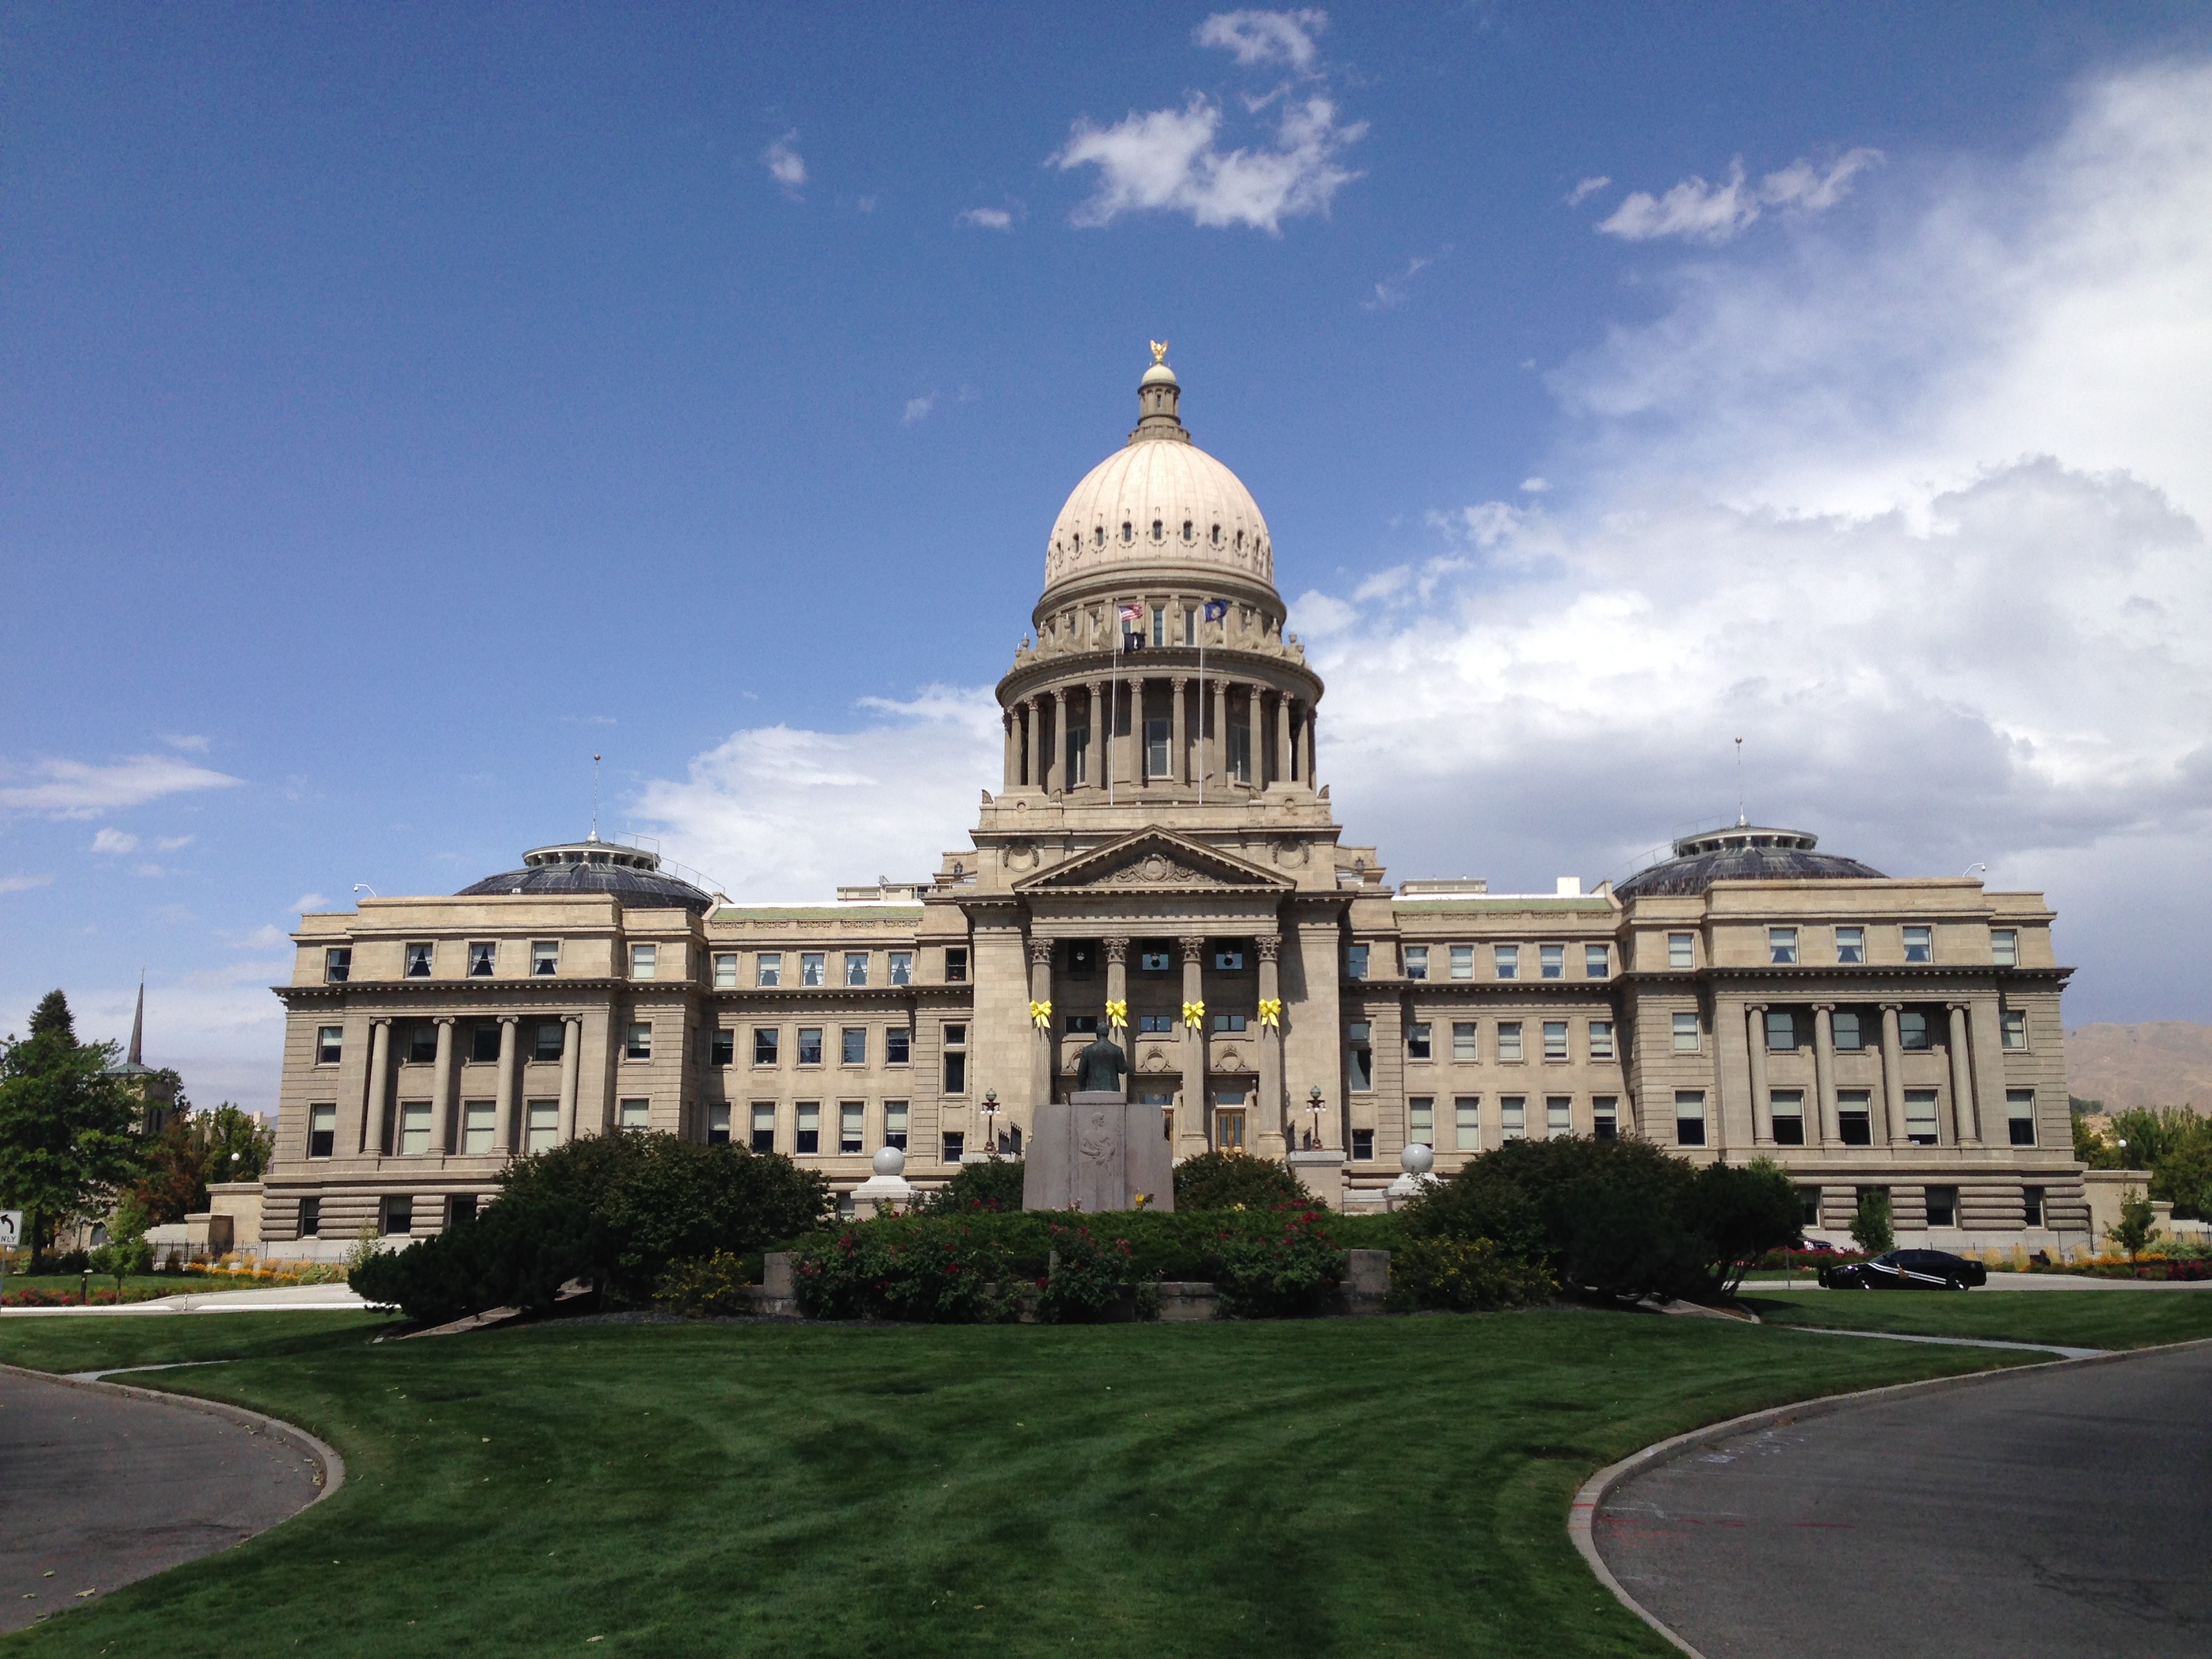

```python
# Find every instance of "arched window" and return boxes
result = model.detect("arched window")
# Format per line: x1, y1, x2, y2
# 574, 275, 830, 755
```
1151, 518, 1164, 541
1210, 523, 1221, 545
1182, 519, 1193, 541
1094, 525, 1105, 548
1235, 529, 1244, 550
1122, 521, 1133, 544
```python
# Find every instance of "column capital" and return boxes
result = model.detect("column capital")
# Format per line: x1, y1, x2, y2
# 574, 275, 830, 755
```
1812, 1001, 1836, 1014
1880, 1000, 1905, 1012
1172, 675, 1189, 690
1256, 935, 1282, 962
1179, 935, 1208, 960
434, 1015, 457, 1027
499, 1012, 520, 1025
1028, 937, 1054, 967
1103, 937, 1130, 963
371, 1015, 392, 1028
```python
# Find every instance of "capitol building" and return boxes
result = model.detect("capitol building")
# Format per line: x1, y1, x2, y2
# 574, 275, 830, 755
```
264, 350, 2087, 1248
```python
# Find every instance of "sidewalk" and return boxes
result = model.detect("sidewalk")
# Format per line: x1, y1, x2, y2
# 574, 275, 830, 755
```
1, 1283, 376, 1317
1745, 1273, 2212, 1292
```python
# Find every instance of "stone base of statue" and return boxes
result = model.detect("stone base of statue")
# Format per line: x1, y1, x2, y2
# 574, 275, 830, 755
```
1023, 1092, 1176, 1213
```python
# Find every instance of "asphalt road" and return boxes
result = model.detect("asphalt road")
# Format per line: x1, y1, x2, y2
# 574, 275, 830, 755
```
0, 1368, 325, 1634
1596, 1343, 2212, 1658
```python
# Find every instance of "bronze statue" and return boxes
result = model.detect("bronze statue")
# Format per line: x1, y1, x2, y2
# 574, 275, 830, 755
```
1073, 1033, 1130, 1096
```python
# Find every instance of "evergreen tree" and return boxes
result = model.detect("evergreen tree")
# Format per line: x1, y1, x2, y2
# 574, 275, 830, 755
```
0, 1015, 143, 1265
28, 989, 75, 1040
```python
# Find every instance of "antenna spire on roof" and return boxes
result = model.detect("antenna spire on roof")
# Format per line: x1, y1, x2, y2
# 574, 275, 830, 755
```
1734, 736, 1747, 827
590, 754, 602, 842
127, 970, 145, 1067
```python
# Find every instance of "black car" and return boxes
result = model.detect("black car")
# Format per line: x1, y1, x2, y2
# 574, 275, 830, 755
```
1819, 1248, 1988, 1290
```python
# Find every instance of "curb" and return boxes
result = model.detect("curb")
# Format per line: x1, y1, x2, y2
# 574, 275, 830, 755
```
1566, 1335, 2212, 1659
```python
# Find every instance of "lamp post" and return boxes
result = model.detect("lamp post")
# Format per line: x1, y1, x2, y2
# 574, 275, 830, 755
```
981, 1089, 1001, 1156
1306, 1086, 1326, 1151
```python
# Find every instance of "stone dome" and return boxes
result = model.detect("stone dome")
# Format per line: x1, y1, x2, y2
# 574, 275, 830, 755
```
1042, 352, 1273, 593
1614, 823, 1887, 899
457, 834, 716, 914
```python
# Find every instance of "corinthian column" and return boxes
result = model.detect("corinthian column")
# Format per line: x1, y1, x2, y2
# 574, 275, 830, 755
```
1030, 937, 1056, 1109
1275, 691, 1292, 790
1023, 697, 1040, 789
1086, 680, 1104, 792
1256, 935, 1285, 1157
1002, 709, 1018, 791
1179, 935, 1208, 1155
1171, 676, 1190, 787
1212, 678, 1227, 792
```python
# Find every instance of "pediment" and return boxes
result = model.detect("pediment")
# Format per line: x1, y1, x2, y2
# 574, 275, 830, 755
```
1013, 829, 1292, 895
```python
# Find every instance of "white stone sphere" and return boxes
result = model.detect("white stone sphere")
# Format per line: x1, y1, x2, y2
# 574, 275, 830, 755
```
1400, 1141, 1435, 1176
872, 1145, 907, 1178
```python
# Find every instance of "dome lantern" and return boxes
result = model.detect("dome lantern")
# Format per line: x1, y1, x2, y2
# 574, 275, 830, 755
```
1132, 340, 1188, 444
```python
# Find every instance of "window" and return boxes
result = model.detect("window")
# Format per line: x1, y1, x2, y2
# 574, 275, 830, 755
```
795, 1103, 821, 1155
1837, 1090, 1872, 1146
405, 941, 434, 978
1346, 943, 1369, 979
1351, 1128, 1376, 1161
1229, 722, 1251, 783
1903, 925, 1933, 964
706, 1105, 731, 1147
1769, 927, 1799, 966
757, 952, 783, 987
2001, 1008, 2027, 1050
1766, 1010, 1799, 1052
630, 943, 657, 979
533, 1022, 565, 1062
398, 1101, 430, 1155
945, 947, 968, 983
1668, 933, 1694, 970
1139, 949, 1172, 972
840, 1102, 865, 1155
1067, 1014, 1100, 1035
1494, 945, 1519, 980
753, 1027, 780, 1066
1546, 1097, 1572, 1140
1408, 1022, 1431, 1060
1214, 947, 1245, 970
1589, 1020, 1615, 1061
1348, 1022, 1373, 1090
1067, 943, 1097, 976
1450, 945, 1475, 981
1672, 1011, 1700, 1053
1453, 1021, 1478, 1061
842, 1027, 867, 1065
1904, 1088, 1940, 1145
1900, 1010, 1931, 1050
1211, 1012, 1248, 1033
1832, 1010, 1864, 1051
1151, 605, 1166, 646
710, 1029, 735, 1067
1408, 1097, 1434, 1147
2022, 1185, 2045, 1228
407, 1023, 438, 1064
1139, 1014, 1174, 1034
1500, 1096, 1526, 1141
1835, 926, 1864, 965
887, 1027, 911, 1065
1498, 1022, 1524, 1063
1146, 718, 1170, 777
1183, 605, 1197, 644
943, 1131, 966, 1164
844, 952, 869, 987
462, 1101, 495, 1153
1404, 945, 1429, 981
1454, 1097, 1481, 1151
308, 1103, 336, 1159
751, 1104, 776, 1153
889, 951, 913, 986
2007, 1089, 2038, 1147
943, 1025, 967, 1094
713, 953, 739, 989
325, 947, 352, 983
1067, 722, 1090, 785
1593, 1096, 1619, 1141
1797, 1185, 1821, 1227
1540, 944, 1564, 979
800, 953, 825, 987
797, 1027, 823, 1066
626, 1023, 653, 1061
1991, 928, 2018, 968
382, 1195, 413, 1236
1770, 1089, 1805, 1146
1926, 1185, 1958, 1228
1675, 1091, 1707, 1147
466, 941, 497, 978
299, 1195, 322, 1237
1585, 944, 1609, 978
316, 1025, 343, 1065
454, 1022, 491, 1064
526, 1099, 558, 1153
1543, 1021, 1569, 1062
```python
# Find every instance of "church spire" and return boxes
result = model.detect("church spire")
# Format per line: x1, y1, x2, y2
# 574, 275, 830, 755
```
127, 971, 144, 1067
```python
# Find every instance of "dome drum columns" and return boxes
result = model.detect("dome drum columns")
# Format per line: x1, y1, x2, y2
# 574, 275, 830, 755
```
1000, 673, 1317, 798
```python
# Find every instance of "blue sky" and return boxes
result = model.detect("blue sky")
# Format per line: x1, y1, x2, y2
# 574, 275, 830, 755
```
6, 3, 2210, 1112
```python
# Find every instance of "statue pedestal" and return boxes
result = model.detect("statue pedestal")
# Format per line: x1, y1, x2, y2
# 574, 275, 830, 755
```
1023, 1092, 1176, 1213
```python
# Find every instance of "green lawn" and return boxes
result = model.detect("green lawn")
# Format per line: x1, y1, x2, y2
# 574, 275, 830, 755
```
0, 1307, 2068, 1659
1742, 1287, 2212, 1349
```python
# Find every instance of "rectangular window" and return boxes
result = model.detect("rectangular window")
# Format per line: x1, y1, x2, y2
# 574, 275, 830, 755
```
706, 1104, 731, 1147
1067, 722, 1090, 785
1407, 1022, 1432, 1060
943, 1025, 967, 1094
884, 1101, 909, 1149
839, 1102, 865, 1155
1766, 1009, 1799, 1052
1183, 606, 1197, 646
1146, 717, 1170, 777
1138, 1014, 1174, 1034
2007, 1088, 2038, 1146
527, 939, 559, 977
1542, 1021, 1569, 1062
943, 1130, 966, 1164
1585, 943, 1609, 978
888, 951, 913, 986
1546, 1097, 1572, 1140
710, 1028, 735, 1067
1900, 1010, 1931, 1050
1454, 1097, 1481, 1151
797, 1027, 823, 1066
1675, 1090, 1707, 1147
1798, 1185, 1821, 1227
1540, 943, 1564, 979
325, 946, 352, 983
841, 1027, 867, 1065
1404, 945, 1429, 981
1346, 943, 1369, 979
398, 1101, 430, 1155
1769, 1089, 1806, 1146
844, 952, 869, 987
526, 1099, 558, 1153
752, 1103, 776, 1153
2001, 1008, 2027, 1050
404, 941, 434, 979
1348, 1023, 1373, 1090
1450, 945, 1475, 981
316, 1025, 343, 1065
1500, 1096, 1526, 1141
1214, 947, 1245, 970
299, 1195, 322, 1237
1837, 1089, 1872, 1146
1067, 1014, 1101, 1035
1589, 1020, 1615, 1061
1769, 927, 1799, 966
757, 952, 783, 987
886, 1027, 911, 1065
795, 1103, 820, 1155
467, 1023, 499, 1064
944, 947, 968, 983
1673, 1011, 1700, 1053
1211, 1012, 1249, 1033
462, 1100, 495, 1154
713, 953, 739, 989
1139, 949, 1172, 972
1351, 1128, 1376, 1162
1991, 928, 2018, 968
448, 1193, 478, 1228
629, 943, 657, 980
614, 1097, 646, 1134
1498, 1021, 1523, 1063
1452, 1021, 1478, 1061
1926, 1185, 1958, 1228
1835, 926, 1864, 965
753, 1027, 779, 1066
528, 1017, 567, 1063
1151, 605, 1166, 647
1408, 1097, 1434, 1147
1668, 932, 1695, 970
1832, 1010, 1864, 1051
800, 953, 825, 987
407, 1023, 438, 1065
308, 1103, 336, 1159
1494, 944, 1519, 980
1905, 1088, 1940, 1145
468, 941, 497, 977
1229, 722, 1251, 783
1903, 925, 1933, 964
1593, 1096, 1618, 1141
382, 1195, 413, 1236
626, 1023, 652, 1061
2022, 1185, 2045, 1228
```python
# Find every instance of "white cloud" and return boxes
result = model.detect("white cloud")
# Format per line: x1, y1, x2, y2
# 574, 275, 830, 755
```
903, 394, 937, 424
763, 132, 807, 198
162, 734, 210, 752
957, 206, 1014, 230
19, 963, 291, 1115
156, 835, 194, 852
634, 688, 1002, 902
232, 924, 289, 948
134, 862, 172, 878
1360, 254, 1431, 312
1195, 8, 1328, 70
1596, 148, 1881, 243
292, 893, 329, 913
91, 827, 140, 854
1565, 176, 1612, 207
0, 873, 54, 896
1519, 477, 1551, 493
0, 754, 241, 817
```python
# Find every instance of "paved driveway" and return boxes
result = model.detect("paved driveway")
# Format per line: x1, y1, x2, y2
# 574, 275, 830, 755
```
0, 1369, 327, 1634
1595, 1343, 2212, 1658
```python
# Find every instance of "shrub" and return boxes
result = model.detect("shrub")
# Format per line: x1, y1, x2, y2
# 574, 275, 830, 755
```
1039, 1223, 1138, 1322
1203, 1204, 1345, 1317
1849, 1189, 1894, 1255
1173, 1151, 1315, 1213
1387, 1235, 1555, 1312
792, 1216, 1018, 1322
920, 1157, 1025, 1214
350, 1191, 596, 1323
654, 1250, 756, 1318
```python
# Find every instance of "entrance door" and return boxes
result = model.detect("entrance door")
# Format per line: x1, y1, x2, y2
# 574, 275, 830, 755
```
1214, 1109, 1246, 1152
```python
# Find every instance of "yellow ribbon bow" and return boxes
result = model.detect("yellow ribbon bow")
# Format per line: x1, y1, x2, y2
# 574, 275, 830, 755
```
1258, 998, 1283, 1027
1181, 999, 1207, 1030
1105, 999, 1129, 1029
1030, 999, 1054, 1030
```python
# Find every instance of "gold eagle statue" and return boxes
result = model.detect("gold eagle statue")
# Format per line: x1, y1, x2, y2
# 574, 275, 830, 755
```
1149, 339, 1170, 365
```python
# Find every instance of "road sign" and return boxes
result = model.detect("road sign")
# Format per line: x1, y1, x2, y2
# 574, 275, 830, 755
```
0, 1211, 20, 1246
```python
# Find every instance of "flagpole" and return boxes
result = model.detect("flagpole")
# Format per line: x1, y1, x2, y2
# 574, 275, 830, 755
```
1197, 617, 1205, 808
1109, 601, 1118, 807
